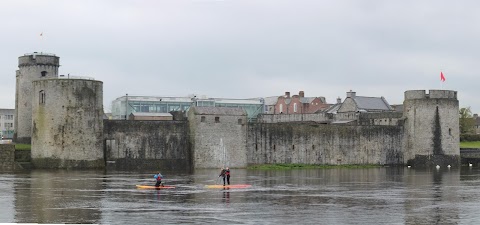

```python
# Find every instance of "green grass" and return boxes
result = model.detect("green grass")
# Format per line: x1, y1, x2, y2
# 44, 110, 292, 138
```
247, 163, 382, 170
15, 144, 31, 151
460, 141, 480, 148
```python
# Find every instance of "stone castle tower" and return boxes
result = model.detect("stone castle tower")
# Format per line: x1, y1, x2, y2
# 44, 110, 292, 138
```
15, 53, 60, 143
15, 52, 104, 168
31, 78, 104, 168
403, 90, 460, 167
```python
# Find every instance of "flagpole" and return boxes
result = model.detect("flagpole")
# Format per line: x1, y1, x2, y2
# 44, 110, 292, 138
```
39, 32, 43, 53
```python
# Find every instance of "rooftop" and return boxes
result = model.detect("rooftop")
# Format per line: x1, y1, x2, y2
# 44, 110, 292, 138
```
190, 107, 246, 116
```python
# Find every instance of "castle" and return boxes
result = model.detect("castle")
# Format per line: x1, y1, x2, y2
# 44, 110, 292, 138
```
14, 53, 460, 170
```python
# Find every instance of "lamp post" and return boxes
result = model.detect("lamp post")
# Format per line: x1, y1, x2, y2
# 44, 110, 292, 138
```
125, 93, 128, 120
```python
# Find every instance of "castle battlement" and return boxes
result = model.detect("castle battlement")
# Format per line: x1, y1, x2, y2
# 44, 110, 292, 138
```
18, 53, 60, 67
404, 90, 457, 100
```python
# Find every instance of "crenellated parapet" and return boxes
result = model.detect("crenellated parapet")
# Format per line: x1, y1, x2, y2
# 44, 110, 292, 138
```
404, 90, 457, 100
18, 53, 59, 67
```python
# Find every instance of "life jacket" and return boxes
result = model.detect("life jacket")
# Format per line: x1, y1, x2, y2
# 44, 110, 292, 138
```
154, 174, 162, 181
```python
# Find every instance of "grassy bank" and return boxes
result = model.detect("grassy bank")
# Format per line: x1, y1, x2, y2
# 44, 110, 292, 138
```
460, 141, 480, 148
15, 144, 31, 151
247, 163, 383, 170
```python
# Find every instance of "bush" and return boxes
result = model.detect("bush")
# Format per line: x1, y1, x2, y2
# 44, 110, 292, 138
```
460, 134, 480, 142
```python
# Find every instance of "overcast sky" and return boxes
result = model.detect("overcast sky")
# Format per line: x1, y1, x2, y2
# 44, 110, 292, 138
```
0, 0, 478, 113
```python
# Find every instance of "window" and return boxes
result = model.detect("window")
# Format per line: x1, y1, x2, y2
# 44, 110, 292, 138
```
215, 117, 220, 123
41, 71, 47, 77
279, 104, 283, 113
201, 116, 206, 122
294, 103, 297, 113
238, 119, 242, 124
39, 90, 45, 104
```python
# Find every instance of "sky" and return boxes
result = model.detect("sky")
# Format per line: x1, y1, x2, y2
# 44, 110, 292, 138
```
0, 0, 478, 113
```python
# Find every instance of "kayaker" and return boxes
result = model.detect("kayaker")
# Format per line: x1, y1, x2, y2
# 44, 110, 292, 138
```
219, 167, 231, 186
154, 172, 164, 187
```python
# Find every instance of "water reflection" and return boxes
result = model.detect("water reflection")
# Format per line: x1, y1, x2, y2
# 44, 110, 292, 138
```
222, 189, 230, 205
13, 170, 104, 224
403, 168, 460, 225
1, 167, 480, 224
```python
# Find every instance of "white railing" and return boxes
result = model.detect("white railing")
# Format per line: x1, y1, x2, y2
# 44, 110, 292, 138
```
58, 75, 95, 80
24, 52, 56, 56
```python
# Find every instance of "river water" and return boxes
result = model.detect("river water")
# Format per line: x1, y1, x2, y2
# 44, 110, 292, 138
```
1, 167, 480, 224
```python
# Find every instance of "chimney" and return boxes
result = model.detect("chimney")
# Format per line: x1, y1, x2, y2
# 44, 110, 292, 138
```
299, 91, 304, 98
346, 90, 356, 98
474, 114, 478, 118
337, 97, 342, 104
285, 92, 290, 98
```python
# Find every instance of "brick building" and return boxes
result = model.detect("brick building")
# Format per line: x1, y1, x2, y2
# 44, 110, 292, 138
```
273, 91, 328, 114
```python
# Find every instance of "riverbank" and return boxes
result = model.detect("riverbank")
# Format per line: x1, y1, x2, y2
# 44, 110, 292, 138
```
460, 141, 480, 148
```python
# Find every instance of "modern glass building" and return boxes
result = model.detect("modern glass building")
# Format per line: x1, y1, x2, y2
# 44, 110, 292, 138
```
111, 95, 264, 122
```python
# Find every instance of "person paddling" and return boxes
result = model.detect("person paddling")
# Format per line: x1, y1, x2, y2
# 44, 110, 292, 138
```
219, 167, 231, 186
154, 172, 164, 187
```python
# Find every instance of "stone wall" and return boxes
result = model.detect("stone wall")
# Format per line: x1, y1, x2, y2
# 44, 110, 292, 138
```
247, 123, 404, 165
358, 112, 404, 126
104, 120, 191, 171
258, 112, 360, 123
258, 113, 331, 123
0, 144, 15, 170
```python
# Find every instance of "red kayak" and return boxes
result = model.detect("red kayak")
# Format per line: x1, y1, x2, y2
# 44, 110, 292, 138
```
205, 184, 252, 189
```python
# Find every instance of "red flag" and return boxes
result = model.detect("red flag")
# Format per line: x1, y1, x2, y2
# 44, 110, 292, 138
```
440, 72, 446, 82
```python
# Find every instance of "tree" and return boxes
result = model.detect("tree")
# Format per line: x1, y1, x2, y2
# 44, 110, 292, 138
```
459, 107, 475, 135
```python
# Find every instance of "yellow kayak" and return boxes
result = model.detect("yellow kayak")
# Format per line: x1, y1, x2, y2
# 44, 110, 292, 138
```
136, 185, 176, 189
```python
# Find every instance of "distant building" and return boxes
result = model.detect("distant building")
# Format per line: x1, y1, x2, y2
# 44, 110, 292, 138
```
262, 96, 279, 114
111, 95, 263, 122
103, 113, 112, 120
0, 108, 15, 139
324, 97, 343, 115
272, 91, 328, 114
391, 104, 404, 113
337, 90, 394, 113
129, 112, 173, 121
474, 114, 480, 134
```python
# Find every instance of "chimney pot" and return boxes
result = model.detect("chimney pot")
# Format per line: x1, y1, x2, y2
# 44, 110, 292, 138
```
299, 91, 305, 98
285, 92, 290, 98
347, 91, 356, 98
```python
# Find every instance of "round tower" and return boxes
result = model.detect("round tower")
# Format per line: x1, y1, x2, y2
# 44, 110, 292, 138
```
403, 90, 459, 167
15, 52, 60, 143
31, 78, 104, 168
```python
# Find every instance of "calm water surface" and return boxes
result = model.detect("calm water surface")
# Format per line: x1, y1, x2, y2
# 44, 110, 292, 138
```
1, 167, 480, 224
